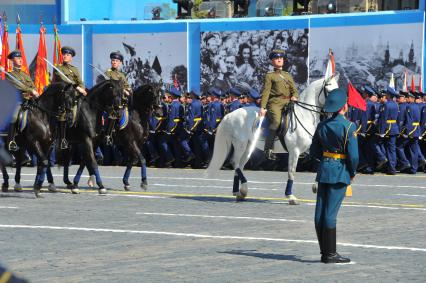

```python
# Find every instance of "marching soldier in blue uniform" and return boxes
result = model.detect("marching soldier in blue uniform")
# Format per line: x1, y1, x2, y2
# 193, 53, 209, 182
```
157, 92, 174, 166
0, 264, 28, 283
414, 92, 426, 170
205, 87, 225, 148
403, 91, 421, 173
227, 87, 242, 113
395, 90, 411, 172
420, 92, 426, 172
358, 86, 377, 174
376, 87, 399, 174
310, 88, 358, 264
185, 90, 208, 167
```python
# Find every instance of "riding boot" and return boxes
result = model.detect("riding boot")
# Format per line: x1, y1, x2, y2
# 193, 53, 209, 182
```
105, 119, 116, 146
264, 130, 277, 161
59, 121, 69, 150
322, 228, 350, 264
7, 122, 19, 152
315, 226, 324, 258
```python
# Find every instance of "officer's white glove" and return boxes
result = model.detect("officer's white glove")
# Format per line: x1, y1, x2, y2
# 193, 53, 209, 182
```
32, 89, 40, 97
259, 108, 267, 117
359, 133, 366, 137
402, 134, 408, 138
76, 86, 88, 96
379, 134, 385, 138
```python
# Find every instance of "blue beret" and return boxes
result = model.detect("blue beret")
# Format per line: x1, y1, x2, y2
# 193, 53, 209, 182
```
248, 88, 260, 100
228, 87, 242, 97
110, 51, 124, 61
323, 88, 347, 113
168, 87, 181, 97
269, 49, 285, 60
364, 85, 377, 97
7, 50, 22, 59
208, 87, 222, 98
61, 46, 76, 57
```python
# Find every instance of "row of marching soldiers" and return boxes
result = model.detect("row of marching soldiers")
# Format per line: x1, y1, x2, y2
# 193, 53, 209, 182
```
145, 86, 261, 168
348, 86, 426, 175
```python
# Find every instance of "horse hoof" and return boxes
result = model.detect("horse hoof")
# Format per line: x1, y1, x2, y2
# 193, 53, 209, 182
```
34, 186, 43, 198
140, 182, 148, 191
87, 175, 95, 188
240, 183, 248, 197
286, 195, 300, 205
67, 183, 74, 190
124, 184, 131, 191
35, 192, 43, 198
48, 183, 57, 193
99, 188, 107, 195
1, 183, 8, 192
71, 188, 80, 194
14, 184, 23, 192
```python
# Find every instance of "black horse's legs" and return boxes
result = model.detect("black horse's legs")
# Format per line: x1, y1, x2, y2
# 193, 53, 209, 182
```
14, 151, 22, 192
1, 164, 9, 192
83, 137, 105, 194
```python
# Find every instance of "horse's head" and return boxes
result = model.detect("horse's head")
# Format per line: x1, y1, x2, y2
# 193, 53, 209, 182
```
317, 72, 340, 106
133, 84, 163, 117
39, 82, 77, 113
90, 79, 123, 113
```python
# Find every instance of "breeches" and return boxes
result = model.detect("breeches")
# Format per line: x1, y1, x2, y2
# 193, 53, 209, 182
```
267, 103, 286, 130
314, 182, 347, 229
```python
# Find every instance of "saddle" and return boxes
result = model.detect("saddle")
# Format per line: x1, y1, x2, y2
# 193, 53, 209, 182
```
257, 102, 295, 152
17, 99, 35, 132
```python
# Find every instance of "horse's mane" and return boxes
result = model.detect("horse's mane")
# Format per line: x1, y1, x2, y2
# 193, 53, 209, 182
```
42, 82, 68, 97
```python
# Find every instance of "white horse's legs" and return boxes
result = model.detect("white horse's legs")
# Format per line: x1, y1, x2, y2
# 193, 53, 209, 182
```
232, 141, 250, 200
286, 148, 301, 205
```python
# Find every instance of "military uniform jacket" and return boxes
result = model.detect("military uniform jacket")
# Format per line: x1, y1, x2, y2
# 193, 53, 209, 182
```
360, 100, 376, 135
260, 70, 298, 109
165, 100, 184, 134
7, 67, 36, 99
420, 104, 426, 139
378, 100, 399, 136
403, 103, 421, 138
52, 63, 85, 88
185, 99, 203, 133
105, 68, 131, 91
310, 114, 359, 185
397, 103, 407, 130
205, 101, 224, 133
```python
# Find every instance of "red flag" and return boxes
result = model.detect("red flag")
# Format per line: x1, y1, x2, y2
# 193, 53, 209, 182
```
419, 73, 422, 93
15, 24, 29, 74
53, 24, 62, 66
410, 73, 415, 92
34, 25, 49, 94
173, 73, 180, 90
1, 19, 11, 79
403, 69, 408, 92
347, 82, 366, 111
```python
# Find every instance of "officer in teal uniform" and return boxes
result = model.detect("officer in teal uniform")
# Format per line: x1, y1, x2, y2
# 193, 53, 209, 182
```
310, 88, 359, 264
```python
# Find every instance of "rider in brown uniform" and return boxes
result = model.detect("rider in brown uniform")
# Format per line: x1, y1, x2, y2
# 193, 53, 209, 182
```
259, 49, 298, 160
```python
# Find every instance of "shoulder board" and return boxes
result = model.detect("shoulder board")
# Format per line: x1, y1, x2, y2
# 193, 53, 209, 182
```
267, 71, 274, 74
107, 69, 112, 72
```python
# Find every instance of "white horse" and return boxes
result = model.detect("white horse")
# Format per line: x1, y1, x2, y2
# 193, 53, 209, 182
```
206, 74, 339, 204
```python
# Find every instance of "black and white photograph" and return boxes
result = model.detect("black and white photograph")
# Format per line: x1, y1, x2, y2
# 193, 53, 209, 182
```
200, 29, 309, 93
309, 23, 424, 90
92, 32, 188, 90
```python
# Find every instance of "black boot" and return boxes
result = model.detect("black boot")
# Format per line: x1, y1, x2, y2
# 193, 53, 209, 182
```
7, 122, 19, 152
59, 121, 69, 150
264, 130, 277, 161
105, 118, 116, 146
315, 226, 324, 259
322, 228, 350, 264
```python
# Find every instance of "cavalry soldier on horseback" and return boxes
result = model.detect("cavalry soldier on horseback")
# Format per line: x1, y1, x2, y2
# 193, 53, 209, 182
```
260, 49, 298, 161
5, 50, 39, 152
103, 51, 132, 145
52, 46, 87, 149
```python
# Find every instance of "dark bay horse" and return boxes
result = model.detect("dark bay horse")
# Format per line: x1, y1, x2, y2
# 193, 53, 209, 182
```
59, 79, 123, 194
2, 82, 76, 197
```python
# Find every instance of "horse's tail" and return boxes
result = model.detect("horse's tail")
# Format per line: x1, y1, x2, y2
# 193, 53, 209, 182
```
206, 118, 233, 177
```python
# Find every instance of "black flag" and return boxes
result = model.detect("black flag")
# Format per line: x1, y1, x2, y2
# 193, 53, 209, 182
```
122, 42, 136, 57
152, 56, 162, 76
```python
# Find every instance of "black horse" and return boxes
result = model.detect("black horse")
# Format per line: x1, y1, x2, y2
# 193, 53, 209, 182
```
59, 79, 123, 194
72, 84, 162, 191
2, 82, 76, 197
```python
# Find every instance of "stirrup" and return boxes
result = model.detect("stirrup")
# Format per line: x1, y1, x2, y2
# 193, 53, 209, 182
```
60, 139, 69, 150
264, 149, 277, 161
105, 136, 113, 146
8, 140, 19, 152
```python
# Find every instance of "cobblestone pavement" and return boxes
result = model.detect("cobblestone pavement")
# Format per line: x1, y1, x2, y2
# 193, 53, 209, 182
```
1, 167, 425, 282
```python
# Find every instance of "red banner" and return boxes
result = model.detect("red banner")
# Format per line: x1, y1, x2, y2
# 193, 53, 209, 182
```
34, 26, 49, 94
